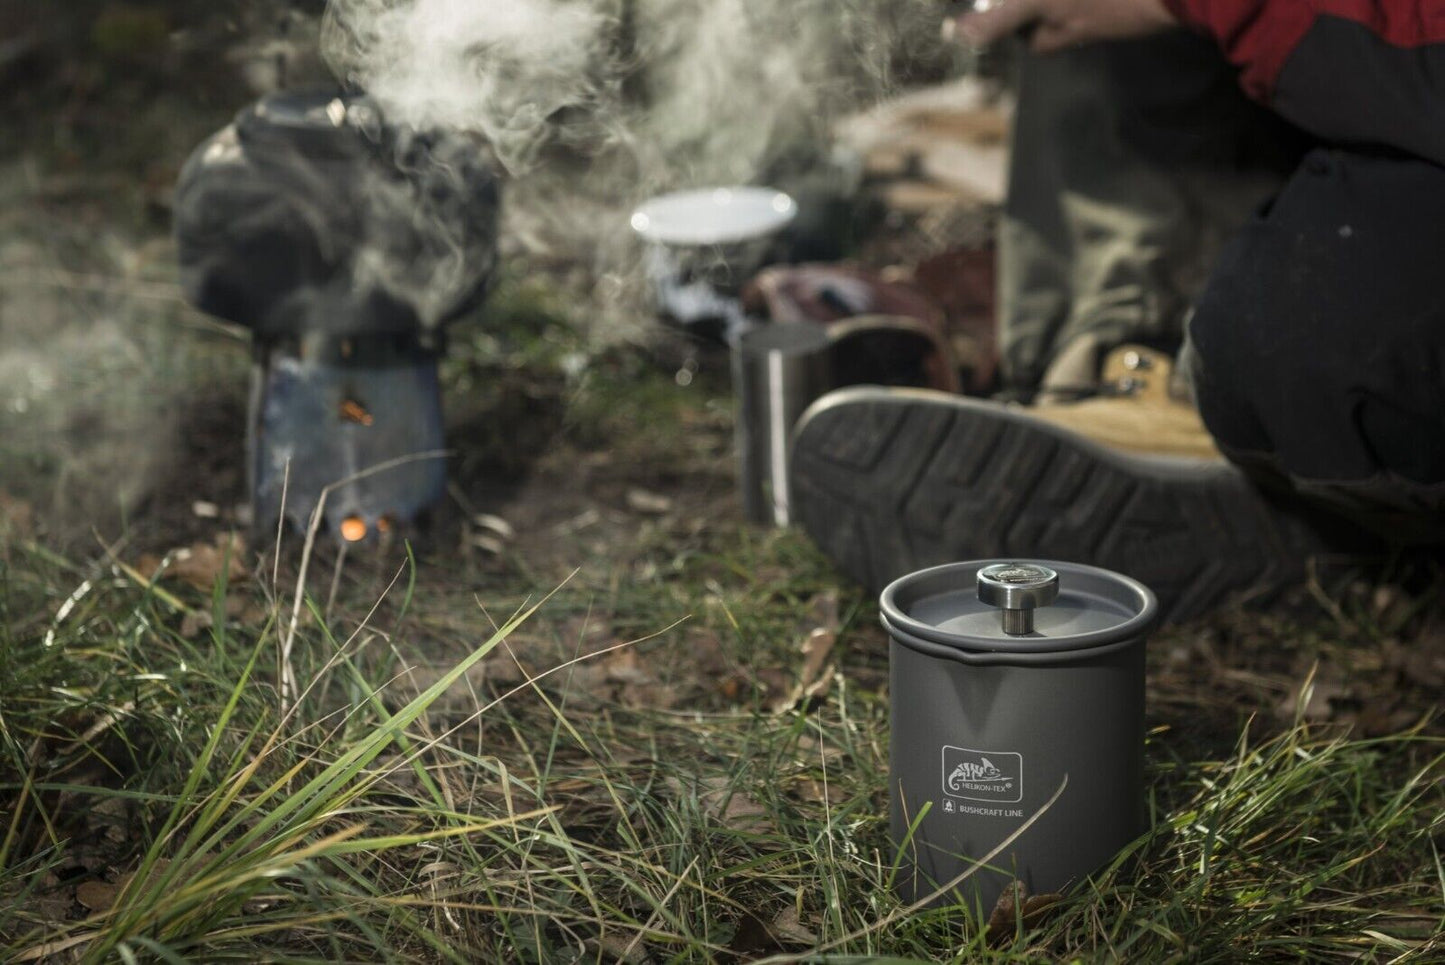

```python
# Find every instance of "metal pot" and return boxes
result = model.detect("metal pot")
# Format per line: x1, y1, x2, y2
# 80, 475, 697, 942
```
881, 559, 1158, 913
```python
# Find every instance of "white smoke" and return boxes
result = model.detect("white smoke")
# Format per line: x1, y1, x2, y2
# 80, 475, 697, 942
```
323, 0, 617, 173
0, 213, 246, 546
322, 0, 949, 339
324, 2, 945, 207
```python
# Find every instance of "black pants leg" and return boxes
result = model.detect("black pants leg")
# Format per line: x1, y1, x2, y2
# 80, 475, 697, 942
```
1189, 148, 1445, 542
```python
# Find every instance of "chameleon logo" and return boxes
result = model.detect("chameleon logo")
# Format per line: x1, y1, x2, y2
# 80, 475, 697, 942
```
948, 757, 1005, 789
942, 746, 1023, 803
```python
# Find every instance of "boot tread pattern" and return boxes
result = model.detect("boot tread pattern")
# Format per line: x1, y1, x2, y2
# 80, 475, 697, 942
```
789, 389, 1325, 623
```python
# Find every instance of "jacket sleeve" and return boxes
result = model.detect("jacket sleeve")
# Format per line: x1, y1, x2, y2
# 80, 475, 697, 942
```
1162, 1, 1445, 166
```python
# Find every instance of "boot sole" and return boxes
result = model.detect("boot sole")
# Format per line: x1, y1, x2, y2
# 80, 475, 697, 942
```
788, 386, 1329, 623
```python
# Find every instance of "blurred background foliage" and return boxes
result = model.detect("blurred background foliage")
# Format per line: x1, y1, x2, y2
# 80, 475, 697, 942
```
1, 2, 332, 181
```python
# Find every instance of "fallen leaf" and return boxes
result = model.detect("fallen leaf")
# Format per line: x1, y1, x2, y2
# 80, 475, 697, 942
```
179, 610, 213, 639
16, 872, 72, 934
775, 628, 838, 711
805, 590, 841, 634
136, 533, 249, 590
472, 513, 515, 539
986, 882, 1062, 942
727, 911, 776, 955
1355, 703, 1421, 738
794, 734, 846, 764
1278, 671, 1348, 723
12, 932, 96, 962
625, 488, 673, 515
771, 905, 819, 944
670, 776, 773, 834
0, 490, 35, 537
1384, 638, 1445, 689
604, 649, 650, 685
718, 673, 748, 702
591, 933, 649, 965
75, 880, 118, 912
756, 667, 792, 709
798, 629, 837, 689
468, 533, 507, 556
795, 777, 846, 805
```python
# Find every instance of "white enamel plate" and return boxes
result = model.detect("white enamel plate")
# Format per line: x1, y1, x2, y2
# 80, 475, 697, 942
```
630, 187, 798, 247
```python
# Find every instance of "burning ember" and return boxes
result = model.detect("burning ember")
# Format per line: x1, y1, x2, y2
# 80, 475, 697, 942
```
339, 398, 375, 426
339, 516, 368, 542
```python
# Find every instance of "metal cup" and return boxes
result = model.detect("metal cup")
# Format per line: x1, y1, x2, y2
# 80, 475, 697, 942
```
881, 559, 1159, 914
732, 323, 833, 525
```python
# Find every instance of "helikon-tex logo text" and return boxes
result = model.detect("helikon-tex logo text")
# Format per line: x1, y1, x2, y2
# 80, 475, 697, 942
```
941, 745, 1022, 803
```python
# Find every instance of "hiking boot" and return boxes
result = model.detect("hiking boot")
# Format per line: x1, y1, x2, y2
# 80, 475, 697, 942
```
787, 371, 1358, 622
1031, 345, 1220, 460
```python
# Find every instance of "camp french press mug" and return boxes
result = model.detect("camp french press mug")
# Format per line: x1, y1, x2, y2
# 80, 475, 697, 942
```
881, 559, 1159, 913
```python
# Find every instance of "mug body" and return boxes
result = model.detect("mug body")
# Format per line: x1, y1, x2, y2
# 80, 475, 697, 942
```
881, 559, 1157, 913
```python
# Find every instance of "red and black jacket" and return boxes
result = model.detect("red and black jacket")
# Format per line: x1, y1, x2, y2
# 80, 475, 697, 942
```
1163, 1, 1445, 165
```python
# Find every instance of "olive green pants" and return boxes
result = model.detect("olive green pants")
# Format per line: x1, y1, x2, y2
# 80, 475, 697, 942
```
998, 31, 1305, 394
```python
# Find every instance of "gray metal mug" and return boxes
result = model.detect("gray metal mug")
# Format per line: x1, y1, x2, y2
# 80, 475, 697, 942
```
733, 323, 833, 526
733, 316, 960, 526
881, 559, 1159, 914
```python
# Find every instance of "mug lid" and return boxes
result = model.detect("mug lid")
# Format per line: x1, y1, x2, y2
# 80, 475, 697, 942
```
880, 559, 1158, 655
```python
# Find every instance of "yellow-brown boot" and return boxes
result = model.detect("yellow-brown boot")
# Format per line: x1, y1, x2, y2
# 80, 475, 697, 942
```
1031, 345, 1220, 461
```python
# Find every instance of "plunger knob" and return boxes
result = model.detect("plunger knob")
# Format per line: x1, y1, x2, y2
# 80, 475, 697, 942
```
977, 562, 1060, 635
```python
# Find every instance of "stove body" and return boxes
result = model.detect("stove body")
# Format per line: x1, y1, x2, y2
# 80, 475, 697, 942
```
175, 91, 500, 540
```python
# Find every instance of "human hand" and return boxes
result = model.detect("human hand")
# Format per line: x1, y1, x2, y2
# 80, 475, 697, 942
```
943, 0, 1178, 54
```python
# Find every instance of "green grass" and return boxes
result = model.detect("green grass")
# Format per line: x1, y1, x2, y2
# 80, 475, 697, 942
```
2, 465, 1443, 962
